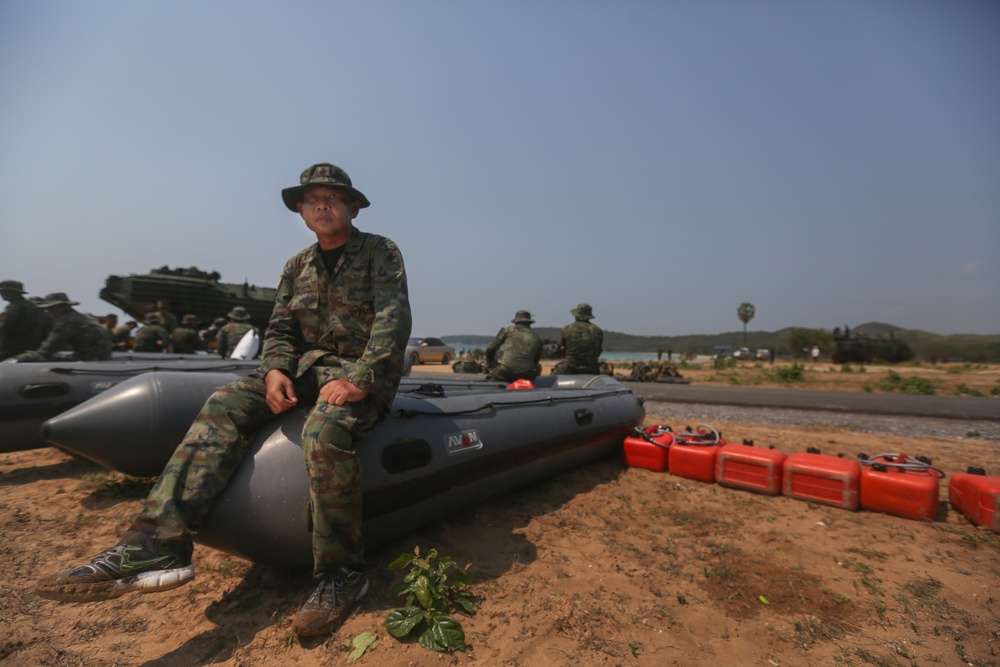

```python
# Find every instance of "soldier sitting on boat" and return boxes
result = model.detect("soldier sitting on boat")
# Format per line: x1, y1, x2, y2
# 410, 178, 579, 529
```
0, 280, 51, 361
484, 310, 543, 382
169, 314, 204, 354
215, 306, 258, 359
15, 292, 112, 362
134, 312, 169, 352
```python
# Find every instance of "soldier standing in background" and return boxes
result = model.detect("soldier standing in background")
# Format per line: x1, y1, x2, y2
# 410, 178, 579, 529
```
485, 310, 543, 382
215, 307, 256, 359
16, 293, 112, 362
134, 313, 169, 352
155, 299, 179, 333
554, 303, 603, 375
0, 280, 51, 360
169, 314, 204, 354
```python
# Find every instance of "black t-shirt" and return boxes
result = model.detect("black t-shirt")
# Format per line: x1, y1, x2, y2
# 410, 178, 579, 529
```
319, 246, 345, 275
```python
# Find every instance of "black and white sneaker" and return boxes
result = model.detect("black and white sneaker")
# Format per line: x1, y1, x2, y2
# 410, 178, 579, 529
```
35, 544, 194, 603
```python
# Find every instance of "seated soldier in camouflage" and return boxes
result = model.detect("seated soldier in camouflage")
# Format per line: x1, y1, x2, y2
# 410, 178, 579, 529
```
36, 162, 412, 642
169, 314, 204, 354
16, 292, 111, 362
0, 280, 51, 361
133, 312, 169, 352
215, 307, 257, 359
553, 303, 603, 375
485, 310, 543, 382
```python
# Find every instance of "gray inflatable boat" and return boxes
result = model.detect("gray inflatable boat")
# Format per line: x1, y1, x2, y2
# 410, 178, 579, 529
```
0, 358, 258, 453
43, 373, 644, 568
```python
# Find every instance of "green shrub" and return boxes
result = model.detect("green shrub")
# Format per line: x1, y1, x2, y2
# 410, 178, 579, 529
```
775, 363, 805, 383
898, 376, 935, 395
384, 547, 474, 652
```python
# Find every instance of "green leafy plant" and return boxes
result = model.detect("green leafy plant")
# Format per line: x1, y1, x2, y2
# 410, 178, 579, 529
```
775, 363, 805, 383
384, 547, 474, 652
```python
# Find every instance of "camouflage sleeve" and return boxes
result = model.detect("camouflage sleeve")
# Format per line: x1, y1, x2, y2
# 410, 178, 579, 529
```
345, 238, 411, 392
258, 266, 302, 376
485, 327, 506, 364
34, 317, 72, 358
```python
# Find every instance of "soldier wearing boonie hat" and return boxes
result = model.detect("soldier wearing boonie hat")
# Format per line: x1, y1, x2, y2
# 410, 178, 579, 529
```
133, 312, 169, 352
555, 303, 604, 375
37, 162, 412, 644
484, 309, 543, 382
0, 280, 52, 360
216, 307, 257, 359
169, 315, 204, 354
15, 292, 112, 362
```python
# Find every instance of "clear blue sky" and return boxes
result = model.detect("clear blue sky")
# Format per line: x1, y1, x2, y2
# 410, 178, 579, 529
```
2, 1, 998, 338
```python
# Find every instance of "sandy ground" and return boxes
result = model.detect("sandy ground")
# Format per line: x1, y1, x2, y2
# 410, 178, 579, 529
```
2, 360, 998, 666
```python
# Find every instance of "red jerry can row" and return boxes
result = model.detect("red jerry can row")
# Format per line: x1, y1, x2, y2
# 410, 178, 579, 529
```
716, 442, 787, 496
783, 449, 861, 511
669, 426, 726, 483
949, 469, 1000, 533
859, 453, 943, 522
623, 425, 674, 472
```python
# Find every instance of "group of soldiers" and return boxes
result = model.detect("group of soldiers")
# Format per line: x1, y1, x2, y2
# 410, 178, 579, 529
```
0, 280, 259, 362
468, 303, 604, 382
123, 299, 259, 358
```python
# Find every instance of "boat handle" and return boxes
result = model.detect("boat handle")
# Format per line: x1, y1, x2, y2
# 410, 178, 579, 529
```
19, 382, 72, 399
574, 408, 593, 426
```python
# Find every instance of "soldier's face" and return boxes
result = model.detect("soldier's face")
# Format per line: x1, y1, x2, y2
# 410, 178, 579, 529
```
299, 186, 360, 248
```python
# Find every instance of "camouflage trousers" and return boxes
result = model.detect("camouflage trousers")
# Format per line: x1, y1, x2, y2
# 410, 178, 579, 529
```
487, 363, 540, 383
122, 368, 384, 575
552, 360, 600, 375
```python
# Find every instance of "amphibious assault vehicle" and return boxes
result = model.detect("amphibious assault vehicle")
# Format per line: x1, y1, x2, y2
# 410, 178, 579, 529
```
100, 266, 275, 332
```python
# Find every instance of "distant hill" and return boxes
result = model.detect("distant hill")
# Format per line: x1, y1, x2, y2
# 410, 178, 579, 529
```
443, 323, 1000, 362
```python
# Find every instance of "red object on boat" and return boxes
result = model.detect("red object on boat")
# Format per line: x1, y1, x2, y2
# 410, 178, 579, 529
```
623, 425, 674, 472
859, 453, 942, 521
783, 450, 861, 510
949, 471, 1000, 533
668, 426, 724, 483
505, 379, 534, 390
716, 442, 787, 496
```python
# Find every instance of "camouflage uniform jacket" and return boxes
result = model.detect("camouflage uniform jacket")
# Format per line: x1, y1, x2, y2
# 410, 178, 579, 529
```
258, 227, 412, 412
0, 295, 51, 360
559, 320, 604, 374
158, 311, 179, 333
216, 322, 256, 359
133, 324, 169, 352
485, 324, 542, 376
22, 309, 112, 361
111, 324, 133, 350
169, 326, 204, 354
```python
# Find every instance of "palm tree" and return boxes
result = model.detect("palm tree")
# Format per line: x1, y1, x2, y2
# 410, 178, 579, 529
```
737, 302, 755, 348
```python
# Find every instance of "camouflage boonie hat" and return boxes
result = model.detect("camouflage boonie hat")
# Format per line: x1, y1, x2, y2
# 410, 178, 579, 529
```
181, 314, 200, 326
571, 303, 595, 320
36, 292, 80, 308
144, 312, 163, 325
512, 310, 535, 325
212, 317, 227, 328
0, 280, 26, 293
281, 163, 371, 212
227, 306, 252, 321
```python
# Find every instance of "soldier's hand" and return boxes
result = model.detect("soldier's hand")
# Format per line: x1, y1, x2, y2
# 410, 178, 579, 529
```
320, 378, 369, 406
265, 369, 298, 414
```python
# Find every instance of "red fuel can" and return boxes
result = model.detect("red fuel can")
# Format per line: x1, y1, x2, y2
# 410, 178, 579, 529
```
949, 471, 1000, 533
668, 426, 724, 483
860, 453, 942, 521
623, 425, 674, 472
783, 450, 861, 510
716, 442, 787, 496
